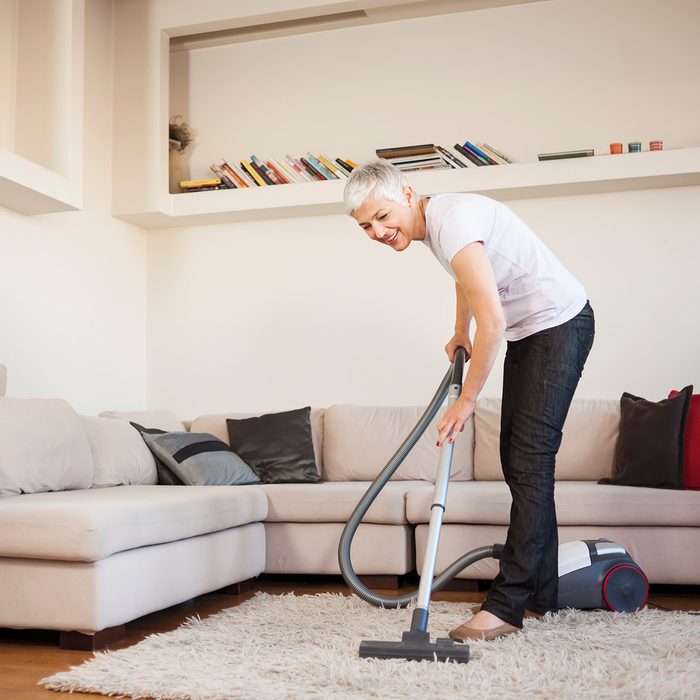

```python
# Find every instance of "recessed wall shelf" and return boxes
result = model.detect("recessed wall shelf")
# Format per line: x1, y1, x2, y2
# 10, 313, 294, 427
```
115, 148, 700, 229
0, 0, 84, 217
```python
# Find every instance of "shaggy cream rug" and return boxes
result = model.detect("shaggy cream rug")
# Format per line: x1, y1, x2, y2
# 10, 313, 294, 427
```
42, 593, 699, 700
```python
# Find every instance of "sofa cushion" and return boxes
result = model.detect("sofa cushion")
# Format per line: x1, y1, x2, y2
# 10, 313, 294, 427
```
0, 398, 94, 497
671, 389, 700, 490
226, 407, 320, 484
322, 405, 473, 482
81, 416, 157, 488
249, 481, 417, 525
190, 408, 325, 477
0, 484, 268, 561
99, 409, 186, 432
474, 398, 619, 481
405, 481, 700, 527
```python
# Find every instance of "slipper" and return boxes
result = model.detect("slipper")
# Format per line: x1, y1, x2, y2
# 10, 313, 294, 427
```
448, 621, 520, 642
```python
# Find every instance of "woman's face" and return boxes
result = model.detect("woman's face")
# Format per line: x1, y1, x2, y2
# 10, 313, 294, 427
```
352, 191, 419, 252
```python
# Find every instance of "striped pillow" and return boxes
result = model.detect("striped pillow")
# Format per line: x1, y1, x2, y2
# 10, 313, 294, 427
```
133, 424, 259, 486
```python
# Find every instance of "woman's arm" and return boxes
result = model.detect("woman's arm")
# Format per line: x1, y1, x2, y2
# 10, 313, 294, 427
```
437, 241, 505, 446
445, 283, 473, 361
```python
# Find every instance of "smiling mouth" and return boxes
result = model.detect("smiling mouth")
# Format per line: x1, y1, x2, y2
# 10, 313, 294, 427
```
385, 230, 399, 244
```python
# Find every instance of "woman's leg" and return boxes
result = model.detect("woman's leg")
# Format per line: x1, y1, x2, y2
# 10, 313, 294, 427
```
480, 303, 595, 628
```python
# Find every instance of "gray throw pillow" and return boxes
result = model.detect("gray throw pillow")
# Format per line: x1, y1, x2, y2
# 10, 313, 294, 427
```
137, 427, 260, 486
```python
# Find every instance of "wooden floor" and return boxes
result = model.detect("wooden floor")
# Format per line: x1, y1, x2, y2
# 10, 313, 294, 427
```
1, 577, 698, 700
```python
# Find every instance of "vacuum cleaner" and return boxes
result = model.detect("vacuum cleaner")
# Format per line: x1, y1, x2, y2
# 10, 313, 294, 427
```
338, 346, 648, 663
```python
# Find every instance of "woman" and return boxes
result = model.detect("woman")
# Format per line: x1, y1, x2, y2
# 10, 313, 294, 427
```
343, 160, 594, 641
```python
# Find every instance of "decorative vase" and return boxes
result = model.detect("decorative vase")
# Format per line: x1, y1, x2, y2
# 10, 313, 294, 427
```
169, 148, 185, 194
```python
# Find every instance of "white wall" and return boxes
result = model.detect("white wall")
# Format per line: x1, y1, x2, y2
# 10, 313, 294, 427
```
170, 0, 700, 179
0, 0, 18, 152
3, 0, 697, 418
13, 0, 72, 175
147, 185, 700, 416
0, 0, 147, 414
146, 0, 700, 417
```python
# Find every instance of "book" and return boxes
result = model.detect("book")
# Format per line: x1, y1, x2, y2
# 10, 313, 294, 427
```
335, 158, 354, 174
538, 149, 594, 161
180, 183, 227, 192
275, 159, 303, 183
240, 160, 266, 186
345, 159, 358, 169
300, 157, 325, 180
250, 156, 278, 185
180, 178, 221, 187
476, 143, 508, 165
220, 160, 249, 188
464, 141, 497, 165
397, 160, 452, 172
210, 164, 236, 188
376, 144, 437, 159
436, 145, 468, 168
392, 158, 452, 172
285, 155, 313, 182
454, 143, 486, 166
306, 153, 337, 179
231, 161, 256, 187
317, 154, 347, 179
266, 160, 291, 184
482, 142, 513, 164
292, 156, 315, 181
385, 156, 445, 168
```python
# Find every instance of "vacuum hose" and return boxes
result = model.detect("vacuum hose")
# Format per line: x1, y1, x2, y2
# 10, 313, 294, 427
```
338, 347, 503, 608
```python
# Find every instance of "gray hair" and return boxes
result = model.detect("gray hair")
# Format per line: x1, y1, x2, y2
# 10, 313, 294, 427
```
343, 160, 410, 215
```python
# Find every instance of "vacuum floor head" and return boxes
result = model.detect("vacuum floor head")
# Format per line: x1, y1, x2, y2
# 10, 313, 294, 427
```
359, 630, 470, 663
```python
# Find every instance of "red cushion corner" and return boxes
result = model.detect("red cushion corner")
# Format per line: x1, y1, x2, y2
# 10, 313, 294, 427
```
669, 389, 700, 490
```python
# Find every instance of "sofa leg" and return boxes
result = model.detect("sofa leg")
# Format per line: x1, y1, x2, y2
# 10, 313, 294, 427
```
358, 575, 400, 590
439, 579, 480, 592
60, 624, 125, 651
217, 577, 258, 595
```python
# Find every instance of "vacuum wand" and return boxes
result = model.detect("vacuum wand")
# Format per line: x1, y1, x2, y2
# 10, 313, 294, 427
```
359, 347, 471, 663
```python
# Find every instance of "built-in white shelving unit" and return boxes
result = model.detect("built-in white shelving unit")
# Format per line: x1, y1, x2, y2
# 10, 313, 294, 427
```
110, 0, 700, 230
0, 0, 84, 216
118, 147, 700, 228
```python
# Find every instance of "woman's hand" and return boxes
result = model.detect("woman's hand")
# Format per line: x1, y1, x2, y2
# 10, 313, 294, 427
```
436, 396, 476, 447
445, 334, 472, 363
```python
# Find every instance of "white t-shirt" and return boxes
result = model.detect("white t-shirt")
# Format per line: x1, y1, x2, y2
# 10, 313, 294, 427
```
422, 193, 587, 341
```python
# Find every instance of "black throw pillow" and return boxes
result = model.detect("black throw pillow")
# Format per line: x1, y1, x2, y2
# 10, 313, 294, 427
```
598, 385, 692, 489
226, 406, 321, 484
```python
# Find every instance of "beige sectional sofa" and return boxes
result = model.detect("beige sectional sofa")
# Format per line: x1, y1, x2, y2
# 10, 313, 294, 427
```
1, 364, 699, 650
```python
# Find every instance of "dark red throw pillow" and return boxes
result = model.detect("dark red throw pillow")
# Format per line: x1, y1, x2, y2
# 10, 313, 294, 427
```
669, 389, 700, 490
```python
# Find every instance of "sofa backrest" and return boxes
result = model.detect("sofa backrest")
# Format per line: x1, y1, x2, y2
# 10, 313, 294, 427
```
99, 409, 186, 432
0, 398, 94, 497
322, 405, 473, 482
80, 416, 158, 487
474, 397, 619, 481
190, 408, 326, 478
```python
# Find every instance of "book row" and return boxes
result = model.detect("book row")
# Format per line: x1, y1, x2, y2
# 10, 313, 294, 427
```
376, 142, 514, 171
179, 153, 357, 191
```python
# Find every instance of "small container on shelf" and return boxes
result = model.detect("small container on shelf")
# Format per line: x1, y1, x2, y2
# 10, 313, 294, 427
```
628, 141, 642, 153
610, 143, 623, 154
650, 140, 663, 151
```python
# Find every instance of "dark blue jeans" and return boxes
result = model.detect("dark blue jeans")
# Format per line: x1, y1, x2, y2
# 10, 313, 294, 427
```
480, 302, 595, 628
